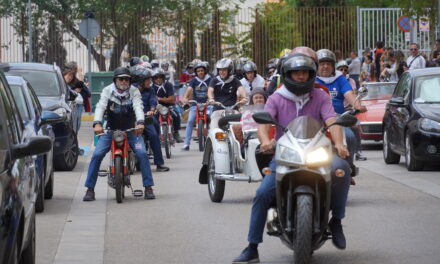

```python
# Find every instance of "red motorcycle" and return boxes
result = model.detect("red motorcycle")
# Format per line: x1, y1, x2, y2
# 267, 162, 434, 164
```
188, 100, 209, 151
156, 104, 174, 159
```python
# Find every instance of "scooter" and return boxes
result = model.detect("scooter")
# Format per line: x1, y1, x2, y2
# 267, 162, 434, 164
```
187, 100, 210, 151
156, 104, 175, 159
252, 112, 358, 264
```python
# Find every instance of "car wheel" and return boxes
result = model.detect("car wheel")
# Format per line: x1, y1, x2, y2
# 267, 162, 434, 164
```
383, 130, 400, 164
405, 134, 423, 171
19, 209, 35, 264
54, 135, 79, 171
44, 169, 54, 199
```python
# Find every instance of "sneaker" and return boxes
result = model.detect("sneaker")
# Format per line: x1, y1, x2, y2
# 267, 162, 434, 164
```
350, 177, 356, 185
182, 145, 190, 151
156, 165, 170, 172
174, 132, 183, 143
144, 186, 156, 200
328, 217, 346, 250
355, 152, 367, 161
83, 188, 95, 201
232, 247, 260, 264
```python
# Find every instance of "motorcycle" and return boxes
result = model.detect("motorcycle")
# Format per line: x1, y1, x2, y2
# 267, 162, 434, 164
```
97, 128, 143, 203
199, 102, 272, 203
156, 104, 175, 159
187, 100, 209, 151
252, 112, 358, 264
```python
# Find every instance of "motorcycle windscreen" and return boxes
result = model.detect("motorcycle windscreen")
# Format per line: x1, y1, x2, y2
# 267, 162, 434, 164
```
241, 104, 265, 132
286, 116, 322, 139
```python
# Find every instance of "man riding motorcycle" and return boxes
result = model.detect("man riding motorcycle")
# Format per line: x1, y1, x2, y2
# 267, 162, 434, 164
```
152, 68, 183, 143
182, 62, 213, 151
240, 61, 265, 95
84, 67, 156, 201
316, 49, 367, 184
207, 58, 248, 129
131, 68, 170, 172
232, 53, 351, 263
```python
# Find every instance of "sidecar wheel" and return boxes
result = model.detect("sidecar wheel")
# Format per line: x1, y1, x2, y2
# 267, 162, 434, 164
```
207, 149, 225, 203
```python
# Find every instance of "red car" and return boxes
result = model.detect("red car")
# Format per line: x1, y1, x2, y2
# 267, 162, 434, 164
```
356, 82, 397, 141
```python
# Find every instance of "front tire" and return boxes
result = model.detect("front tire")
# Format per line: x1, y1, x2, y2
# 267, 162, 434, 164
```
383, 130, 400, 164
114, 156, 123, 203
405, 134, 423, 171
198, 119, 205, 152
207, 149, 225, 203
162, 125, 171, 159
293, 194, 313, 264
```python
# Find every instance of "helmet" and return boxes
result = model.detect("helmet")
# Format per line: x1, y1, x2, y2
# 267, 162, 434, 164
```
113, 67, 132, 90
131, 68, 152, 86
140, 55, 150, 62
192, 59, 202, 65
152, 68, 166, 79
194, 62, 207, 74
239, 57, 249, 64
151, 59, 160, 68
279, 48, 292, 58
243, 61, 257, 73
317, 49, 336, 64
161, 61, 170, 68
129, 57, 141, 67
202, 61, 210, 72
216, 58, 234, 76
290, 46, 318, 63
141, 61, 152, 69
335, 60, 349, 70
281, 54, 317, 95
186, 62, 194, 69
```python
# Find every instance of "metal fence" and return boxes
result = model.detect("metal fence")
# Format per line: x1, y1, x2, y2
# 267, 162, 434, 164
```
0, 5, 434, 76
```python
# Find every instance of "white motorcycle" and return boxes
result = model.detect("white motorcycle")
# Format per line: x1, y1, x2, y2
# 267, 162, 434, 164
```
199, 103, 273, 203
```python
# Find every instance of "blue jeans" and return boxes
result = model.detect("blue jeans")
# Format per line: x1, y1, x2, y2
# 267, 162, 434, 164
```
75, 104, 83, 132
85, 132, 154, 188
247, 156, 351, 244
344, 127, 357, 164
184, 105, 213, 146
144, 119, 165, 165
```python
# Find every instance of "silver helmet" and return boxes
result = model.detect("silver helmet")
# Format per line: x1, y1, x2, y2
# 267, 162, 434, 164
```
335, 60, 349, 70
316, 49, 336, 64
243, 61, 257, 73
215, 58, 234, 75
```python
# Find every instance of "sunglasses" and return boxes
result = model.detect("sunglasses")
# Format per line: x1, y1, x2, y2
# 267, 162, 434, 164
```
410, 48, 418, 51
117, 77, 131, 82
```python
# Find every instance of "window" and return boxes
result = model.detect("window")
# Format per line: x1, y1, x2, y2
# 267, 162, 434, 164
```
10, 85, 31, 121
414, 75, 440, 103
0, 77, 21, 144
5, 70, 61, 96
364, 83, 396, 100
393, 73, 411, 99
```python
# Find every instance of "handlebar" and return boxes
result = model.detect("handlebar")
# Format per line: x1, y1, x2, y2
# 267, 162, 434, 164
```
96, 127, 137, 137
211, 100, 247, 110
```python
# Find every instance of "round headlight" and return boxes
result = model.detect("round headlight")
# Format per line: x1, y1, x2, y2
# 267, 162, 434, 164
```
159, 107, 169, 116
112, 131, 125, 143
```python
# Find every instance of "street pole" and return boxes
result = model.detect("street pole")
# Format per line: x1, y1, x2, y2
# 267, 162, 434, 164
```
438, 0, 440, 40
87, 17, 92, 83
27, 0, 33, 62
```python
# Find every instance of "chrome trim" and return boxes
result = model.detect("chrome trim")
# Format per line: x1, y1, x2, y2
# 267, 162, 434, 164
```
214, 173, 261, 182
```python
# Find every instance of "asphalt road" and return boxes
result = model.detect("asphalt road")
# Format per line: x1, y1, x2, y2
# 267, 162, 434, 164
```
36, 122, 440, 264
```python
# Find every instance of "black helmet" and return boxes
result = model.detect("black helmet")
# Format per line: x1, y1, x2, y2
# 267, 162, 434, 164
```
114, 67, 131, 80
131, 68, 152, 86
243, 61, 257, 73
316, 49, 336, 64
216, 58, 234, 76
194, 62, 207, 74
151, 59, 160, 69
281, 54, 317, 95
129, 57, 141, 67
152, 68, 166, 79
186, 62, 194, 69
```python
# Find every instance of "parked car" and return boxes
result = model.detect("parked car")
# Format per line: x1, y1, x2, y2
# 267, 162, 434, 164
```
1, 63, 80, 171
356, 82, 397, 141
0, 67, 52, 264
383, 69, 440, 171
6, 76, 63, 212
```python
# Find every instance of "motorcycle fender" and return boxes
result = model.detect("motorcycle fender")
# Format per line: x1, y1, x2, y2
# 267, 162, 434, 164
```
246, 138, 263, 181
293, 185, 315, 196
208, 128, 231, 174
113, 149, 123, 156
199, 140, 212, 184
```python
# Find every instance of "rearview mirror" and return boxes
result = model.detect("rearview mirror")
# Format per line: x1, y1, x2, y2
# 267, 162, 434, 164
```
389, 97, 404, 105
357, 86, 368, 99
253, 112, 276, 125
41, 110, 64, 125
12, 136, 52, 160
334, 114, 358, 127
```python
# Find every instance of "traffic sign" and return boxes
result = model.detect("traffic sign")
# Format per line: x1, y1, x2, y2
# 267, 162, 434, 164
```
79, 18, 100, 39
398, 16, 411, 32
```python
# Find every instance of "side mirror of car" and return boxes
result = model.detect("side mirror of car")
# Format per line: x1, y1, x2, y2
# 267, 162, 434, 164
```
11, 136, 52, 160
389, 97, 405, 105
357, 86, 368, 99
41, 110, 65, 125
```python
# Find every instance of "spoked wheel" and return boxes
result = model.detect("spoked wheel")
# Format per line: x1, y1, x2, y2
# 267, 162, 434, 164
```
198, 119, 205, 152
293, 194, 313, 264
128, 151, 136, 175
207, 149, 225, 203
114, 156, 123, 203
162, 125, 172, 159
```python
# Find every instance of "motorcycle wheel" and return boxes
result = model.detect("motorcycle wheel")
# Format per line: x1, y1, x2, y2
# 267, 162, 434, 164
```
293, 194, 313, 264
114, 156, 123, 203
198, 119, 205, 152
129, 151, 136, 175
207, 149, 225, 203
163, 125, 172, 159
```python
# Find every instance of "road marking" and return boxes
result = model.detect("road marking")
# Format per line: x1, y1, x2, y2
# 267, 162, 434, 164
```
53, 145, 107, 264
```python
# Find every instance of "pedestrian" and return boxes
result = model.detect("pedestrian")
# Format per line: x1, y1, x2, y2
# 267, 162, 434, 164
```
374, 41, 385, 81
348, 51, 361, 87
394, 50, 407, 78
360, 54, 375, 83
380, 51, 398, 82
405, 43, 426, 70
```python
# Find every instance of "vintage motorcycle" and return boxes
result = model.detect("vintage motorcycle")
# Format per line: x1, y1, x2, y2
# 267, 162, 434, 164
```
199, 103, 273, 203
156, 104, 175, 159
187, 100, 210, 151
253, 112, 358, 264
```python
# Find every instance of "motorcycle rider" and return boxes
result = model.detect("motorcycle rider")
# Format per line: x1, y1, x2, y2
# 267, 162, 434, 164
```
84, 67, 156, 201
131, 68, 170, 172
240, 61, 265, 96
207, 58, 248, 129
161, 61, 174, 85
182, 62, 213, 151
315, 49, 366, 183
233, 53, 352, 263
150, 59, 160, 69
152, 68, 183, 143
234, 57, 249, 80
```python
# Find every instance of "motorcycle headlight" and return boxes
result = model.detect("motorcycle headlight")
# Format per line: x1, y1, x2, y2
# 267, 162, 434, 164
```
279, 145, 302, 164
419, 118, 440, 133
112, 131, 125, 144
53, 108, 67, 118
159, 107, 169, 116
198, 104, 205, 111
306, 147, 330, 165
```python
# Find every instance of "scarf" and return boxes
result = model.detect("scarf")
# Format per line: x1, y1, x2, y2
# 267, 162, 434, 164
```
317, 71, 343, 85
276, 85, 310, 115
112, 84, 129, 99
155, 84, 166, 95
195, 75, 210, 88
216, 75, 234, 89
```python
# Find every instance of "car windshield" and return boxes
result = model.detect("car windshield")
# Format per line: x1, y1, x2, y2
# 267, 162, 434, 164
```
9, 85, 30, 121
363, 83, 395, 100
414, 75, 440, 103
6, 70, 61, 96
